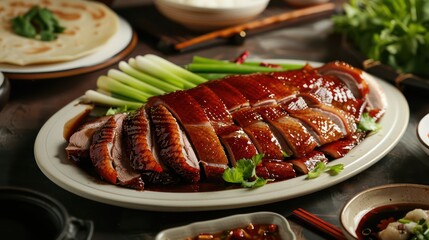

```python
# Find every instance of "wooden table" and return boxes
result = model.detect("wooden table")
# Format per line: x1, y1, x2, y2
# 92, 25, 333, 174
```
1, 1, 428, 239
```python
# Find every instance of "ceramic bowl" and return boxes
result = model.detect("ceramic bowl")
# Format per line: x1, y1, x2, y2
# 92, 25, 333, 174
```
155, 211, 296, 240
339, 184, 429, 240
154, 0, 270, 31
417, 113, 429, 156
0, 71, 10, 111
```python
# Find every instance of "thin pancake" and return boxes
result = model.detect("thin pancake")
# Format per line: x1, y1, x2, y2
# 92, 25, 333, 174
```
0, 0, 119, 65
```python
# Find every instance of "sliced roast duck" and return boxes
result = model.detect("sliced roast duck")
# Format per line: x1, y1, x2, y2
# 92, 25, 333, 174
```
66, 61, 386, 190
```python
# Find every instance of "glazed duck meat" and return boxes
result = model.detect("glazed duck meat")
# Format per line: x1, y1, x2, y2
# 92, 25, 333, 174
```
66, 61, 386, 190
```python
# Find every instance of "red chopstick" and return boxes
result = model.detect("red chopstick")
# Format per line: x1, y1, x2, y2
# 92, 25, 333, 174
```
291, 208, 347, 240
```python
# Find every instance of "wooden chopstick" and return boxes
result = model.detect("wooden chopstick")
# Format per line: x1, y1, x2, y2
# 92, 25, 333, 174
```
174, 2, 336, 51
291, 208, 347, 240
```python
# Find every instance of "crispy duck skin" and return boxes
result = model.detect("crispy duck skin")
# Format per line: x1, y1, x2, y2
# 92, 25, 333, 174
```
147, 91, 229, 180
187, 85, 259, 166
256, 159, 296, 180
150, 104, 200, 183
270, 64, 367, 121
232, 107, 284, 159
90, 114, 144, 190
204, 80, 249, 112
281, 96, 344, 145
123, 108, 163, 172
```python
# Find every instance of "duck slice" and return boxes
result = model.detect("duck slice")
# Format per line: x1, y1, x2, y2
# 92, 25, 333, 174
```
288, 151, 328, 174
317, 61, 369, 99
256, 159, 296, 180
223, 74, 276, 107
299, 92, 357, 136
232, 107, 284, 159
149, 104, 200, 183
204, 79, 249, 112
187, 85, 258, 165
256, 105, 318, 157
147, 91, 229, 180
123, 108, 163, 172
254, 73, 298, 102
186, 85, 234, 133
281, 96, 344, 145
90, 114, 144, 190
218, 125, 259, 166
318, 131, 366, 159
66, 116, 110, 164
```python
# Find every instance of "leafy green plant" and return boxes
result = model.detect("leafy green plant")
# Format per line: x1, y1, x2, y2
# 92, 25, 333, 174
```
333, 0, 429, 77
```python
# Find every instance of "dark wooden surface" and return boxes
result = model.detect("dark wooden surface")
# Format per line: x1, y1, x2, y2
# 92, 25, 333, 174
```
1, 0, 429, 239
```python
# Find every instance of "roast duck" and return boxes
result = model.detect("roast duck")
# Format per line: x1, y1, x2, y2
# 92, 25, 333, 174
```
65, 61, 386, 190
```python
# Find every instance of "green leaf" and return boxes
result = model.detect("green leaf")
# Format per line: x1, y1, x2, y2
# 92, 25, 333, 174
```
236, 159, 255, 180
222, 154, 268, 189
327, 164, 345, 176
358, 113, 381, 132
10, 6, 65, 41
307, 162, 327, 179
307, 162, 345, 179
222, 168, 243, 184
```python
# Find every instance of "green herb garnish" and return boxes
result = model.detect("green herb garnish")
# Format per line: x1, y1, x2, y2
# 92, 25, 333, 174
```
307, 162, 344, 179
332, 0, 429, 77
222, 154, 271, 188
11, 6, 65, 41
357, 112, 381, 132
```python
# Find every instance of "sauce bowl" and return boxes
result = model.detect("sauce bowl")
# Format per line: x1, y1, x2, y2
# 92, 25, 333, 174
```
339, 184, 429, 240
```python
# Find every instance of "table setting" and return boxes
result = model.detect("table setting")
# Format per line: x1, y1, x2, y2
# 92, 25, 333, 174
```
1, 0, 429, 239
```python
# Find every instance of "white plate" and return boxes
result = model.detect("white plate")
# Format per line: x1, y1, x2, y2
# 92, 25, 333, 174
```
0, 17, 133, 77
34, 60, 409, 212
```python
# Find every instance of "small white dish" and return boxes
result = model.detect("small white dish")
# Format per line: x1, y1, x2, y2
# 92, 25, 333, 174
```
340, 184, 429, 240
155, 211, 296, 240
154, 0, 269, 31
417, 113, 429, 156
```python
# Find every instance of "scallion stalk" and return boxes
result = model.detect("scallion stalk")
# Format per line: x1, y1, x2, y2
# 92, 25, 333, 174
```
185, 63, 285, 74
118, 61, 180, 92
144, 54, 207, 85
97, 75, 150, 103
107, 69, 165, 96
134, 56, 196, 89
83, 90, 143, 109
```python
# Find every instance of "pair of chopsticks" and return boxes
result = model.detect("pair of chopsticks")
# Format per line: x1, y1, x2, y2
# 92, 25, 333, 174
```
174, 2, 337, 51
291, 208, 347, 240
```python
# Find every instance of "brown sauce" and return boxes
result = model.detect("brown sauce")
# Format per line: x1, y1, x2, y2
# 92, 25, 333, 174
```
356, 203, 429, 240
188, 223, 280, 240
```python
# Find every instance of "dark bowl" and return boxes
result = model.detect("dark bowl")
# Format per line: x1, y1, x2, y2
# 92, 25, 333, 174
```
0, 187, 93, 240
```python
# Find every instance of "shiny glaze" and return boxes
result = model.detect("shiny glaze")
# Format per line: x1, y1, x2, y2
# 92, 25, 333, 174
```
124, 108, 163, 172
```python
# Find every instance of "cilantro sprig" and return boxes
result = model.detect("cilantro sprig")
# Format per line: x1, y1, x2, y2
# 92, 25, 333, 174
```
222, 154, 271, 188
307, 162, 344, 179
357, 112, 381, 132
11, 6, 65, 41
